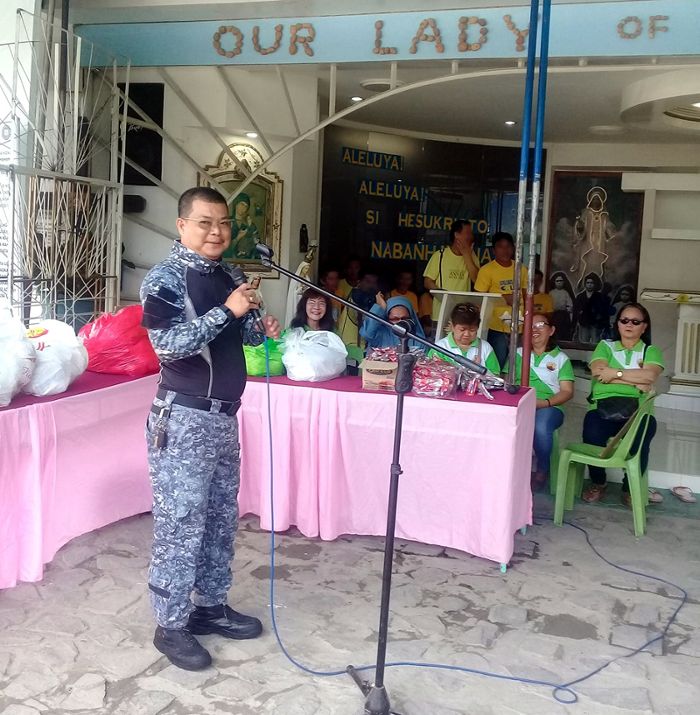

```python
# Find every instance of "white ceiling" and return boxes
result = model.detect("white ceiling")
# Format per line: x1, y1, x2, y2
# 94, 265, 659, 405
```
317, 59, 700, 144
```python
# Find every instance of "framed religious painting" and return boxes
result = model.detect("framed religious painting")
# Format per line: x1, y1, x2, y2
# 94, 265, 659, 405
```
199, 143, 283, 277
545, 170, 644, 350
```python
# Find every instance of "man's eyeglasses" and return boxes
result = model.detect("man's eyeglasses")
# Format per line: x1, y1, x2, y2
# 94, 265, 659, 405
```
618, 318, 644, 326
181, 218, 233, 231
532, 321, 550, 329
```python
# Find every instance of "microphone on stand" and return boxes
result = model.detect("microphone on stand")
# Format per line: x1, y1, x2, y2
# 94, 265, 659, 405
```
228, 265, 266, 333
392, 318, 414, 336
255, 242, 274, 261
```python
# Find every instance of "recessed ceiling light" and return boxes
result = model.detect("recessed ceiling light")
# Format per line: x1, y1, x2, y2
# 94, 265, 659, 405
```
693, 102, 700, 108
504, 120, 516, 126
245, 132, 258, 139
589, 124, 625, 135
351, 96, 363, 102
360, 78, 405, 92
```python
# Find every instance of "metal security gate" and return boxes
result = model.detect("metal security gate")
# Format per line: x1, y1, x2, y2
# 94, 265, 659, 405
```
0, 9, 128, 327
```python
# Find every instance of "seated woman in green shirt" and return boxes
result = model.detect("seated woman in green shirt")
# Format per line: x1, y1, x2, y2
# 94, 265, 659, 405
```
511, 312, 574, 490
429, 302, 501, 376
581, 302, 664, 506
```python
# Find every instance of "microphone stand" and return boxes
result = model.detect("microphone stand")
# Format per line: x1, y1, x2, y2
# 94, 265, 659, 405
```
255, 243, 515, 715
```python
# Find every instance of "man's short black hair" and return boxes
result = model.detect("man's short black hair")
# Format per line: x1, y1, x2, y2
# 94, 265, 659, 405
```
178, 187, 228, 218
492, 231, 515, 247
359, 269, 379, 280
450, 220, 472, 242
319, 266, 340, 280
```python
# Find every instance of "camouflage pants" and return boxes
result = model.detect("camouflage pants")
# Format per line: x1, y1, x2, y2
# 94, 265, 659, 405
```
146, 400, 240, 629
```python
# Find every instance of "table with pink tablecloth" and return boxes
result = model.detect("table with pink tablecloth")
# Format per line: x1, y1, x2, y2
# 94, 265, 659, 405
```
1, 372, 534, 589
238, 377, 535, 566
0, 372, 158, 589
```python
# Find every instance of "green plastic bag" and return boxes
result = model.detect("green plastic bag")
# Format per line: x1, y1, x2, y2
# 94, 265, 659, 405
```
243, 339, 285, 376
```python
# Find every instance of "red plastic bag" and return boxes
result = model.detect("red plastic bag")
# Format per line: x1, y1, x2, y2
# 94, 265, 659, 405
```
78, 305, 159, 377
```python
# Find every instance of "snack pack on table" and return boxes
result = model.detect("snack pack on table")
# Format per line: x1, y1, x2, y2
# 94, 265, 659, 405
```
366, 347, 401, 363
412, 356, 459, 398
366, 348, 459, 399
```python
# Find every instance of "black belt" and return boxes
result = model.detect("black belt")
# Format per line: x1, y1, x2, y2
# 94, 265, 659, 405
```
153, 388, 241, 416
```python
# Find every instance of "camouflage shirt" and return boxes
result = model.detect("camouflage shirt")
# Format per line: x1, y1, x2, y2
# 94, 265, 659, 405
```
140, 240, 263, 401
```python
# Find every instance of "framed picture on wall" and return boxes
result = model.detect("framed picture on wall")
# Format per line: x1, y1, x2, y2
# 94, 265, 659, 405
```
546, 170, 644, 350
200, 144, 283, 277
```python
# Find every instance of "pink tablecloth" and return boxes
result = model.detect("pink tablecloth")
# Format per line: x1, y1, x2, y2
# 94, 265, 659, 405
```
1, 373, 535, 588
238, 377, 535, 565
0, 374, 158, 588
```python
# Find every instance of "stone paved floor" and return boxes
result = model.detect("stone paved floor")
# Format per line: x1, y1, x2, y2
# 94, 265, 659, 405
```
1, 497, 699, 715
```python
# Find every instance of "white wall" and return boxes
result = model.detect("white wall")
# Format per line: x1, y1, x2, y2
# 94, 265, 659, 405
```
543, 142, 700, 387
0, 1, 41, 125
119, 65, 320, 321
0, 1, 38, 45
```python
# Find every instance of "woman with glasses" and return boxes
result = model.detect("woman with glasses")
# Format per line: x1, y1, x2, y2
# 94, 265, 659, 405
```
582, 302, 664, 506
359, 293, 425, 353
290, 288, 336, 332
511, 312, 574, 491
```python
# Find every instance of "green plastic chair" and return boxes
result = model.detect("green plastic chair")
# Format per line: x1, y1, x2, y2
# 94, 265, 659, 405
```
548, 429, 560, 496
553, 393, 657, 537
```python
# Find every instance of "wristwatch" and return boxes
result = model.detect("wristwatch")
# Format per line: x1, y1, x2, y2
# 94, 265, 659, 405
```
219, 305, 235, 324
616, 370, 623, 379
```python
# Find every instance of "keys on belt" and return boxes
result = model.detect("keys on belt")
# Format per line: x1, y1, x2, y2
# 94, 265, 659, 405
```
150, 402, 171, 450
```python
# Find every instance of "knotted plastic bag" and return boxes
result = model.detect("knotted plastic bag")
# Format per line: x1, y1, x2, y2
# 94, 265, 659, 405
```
281, 328, 347, 382
0, 304, 35, 406
244, 339, 285, 376
78, 305, 159, 377
23, 320, 88, 396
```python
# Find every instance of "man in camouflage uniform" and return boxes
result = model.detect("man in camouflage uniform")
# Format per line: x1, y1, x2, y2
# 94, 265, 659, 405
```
140, 186, 280, 671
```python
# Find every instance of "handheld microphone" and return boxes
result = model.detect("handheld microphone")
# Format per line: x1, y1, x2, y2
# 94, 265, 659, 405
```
229, 265, 266, 333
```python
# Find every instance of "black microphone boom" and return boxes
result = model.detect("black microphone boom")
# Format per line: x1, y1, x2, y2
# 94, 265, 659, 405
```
254, 243, 489, 377
253, 241, 520, 715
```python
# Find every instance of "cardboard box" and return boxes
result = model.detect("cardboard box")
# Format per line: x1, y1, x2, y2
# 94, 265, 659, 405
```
360, 359, 398, 391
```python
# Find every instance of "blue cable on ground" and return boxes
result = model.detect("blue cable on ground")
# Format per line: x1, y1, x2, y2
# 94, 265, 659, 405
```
261, 340, 687, 705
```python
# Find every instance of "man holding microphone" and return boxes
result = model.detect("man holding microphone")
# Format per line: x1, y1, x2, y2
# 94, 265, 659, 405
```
140, 187, 280, 671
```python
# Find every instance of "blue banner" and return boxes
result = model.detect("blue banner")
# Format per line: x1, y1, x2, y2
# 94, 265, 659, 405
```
76, 1, 693, 67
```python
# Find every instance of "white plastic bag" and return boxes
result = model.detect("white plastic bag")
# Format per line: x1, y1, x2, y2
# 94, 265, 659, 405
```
281, 328, 348, 382
0, 303, 36, 406
23, 319, 88, 396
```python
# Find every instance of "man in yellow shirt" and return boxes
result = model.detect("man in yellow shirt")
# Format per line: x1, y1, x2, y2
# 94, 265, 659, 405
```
533, 269, 554, 315
422, 220, 480, 324
389, 269, 419, 313
474, 232, 527, 368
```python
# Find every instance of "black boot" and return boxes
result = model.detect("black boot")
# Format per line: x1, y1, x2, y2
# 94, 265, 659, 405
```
187, 604, 263, 640
153, 626, 212, 671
